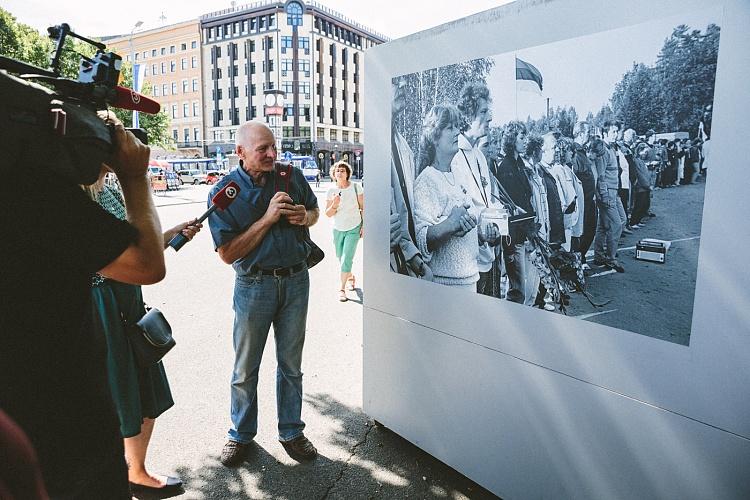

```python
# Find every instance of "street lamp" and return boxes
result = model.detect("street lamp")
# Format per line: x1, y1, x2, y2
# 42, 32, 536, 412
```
129, 21, 144, 127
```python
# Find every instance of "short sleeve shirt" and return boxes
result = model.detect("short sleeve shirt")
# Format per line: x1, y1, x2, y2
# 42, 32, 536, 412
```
207, 166, 319, 274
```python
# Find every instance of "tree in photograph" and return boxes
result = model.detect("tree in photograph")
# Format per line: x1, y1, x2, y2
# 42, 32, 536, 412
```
394, 57, 495, 164
610, 63, 663, 135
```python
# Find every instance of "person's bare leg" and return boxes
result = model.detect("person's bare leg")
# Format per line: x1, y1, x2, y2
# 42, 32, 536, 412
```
125, 418, 166, 487
340, 272, 351, 292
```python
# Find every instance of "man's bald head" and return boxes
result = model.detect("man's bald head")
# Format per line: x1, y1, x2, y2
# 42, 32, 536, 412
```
236, 121, 273, 149
236, 121, 277, 177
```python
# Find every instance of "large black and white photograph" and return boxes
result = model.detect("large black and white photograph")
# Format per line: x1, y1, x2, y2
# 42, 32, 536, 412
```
389, 10, 721, 346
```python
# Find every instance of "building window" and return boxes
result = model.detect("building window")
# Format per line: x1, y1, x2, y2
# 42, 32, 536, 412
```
153, 86, 159, 97
283, 126, 294, 138
170, 61, 176, 72
353, 132, 360, 143
160, 62, 166, 73
317, 127, 325, 140
330, 129, 337, 141
151, 49, 157, 57
161, 47, 166, 55
171, 105, 177, 118
241, 20, 248, 34
192, 56, 197, 68
192, 40, 197, 49
215, 46, 222, 58
281, 36, 293, 51
183, 103, 189, 117
193, 102, 199, 116
182, 80, 188, 93
342, 131, 349, 142
286, 1, 303, 27
181, 58, 187, 70
181, 43, 187, 51
170, 45, 175, 54
173, 129, 178, 141
171, 82, 177, 94
183, 128, 189, 142
192, 79, 198, 92
151, 63, 157, 75
162, 84, 168, 96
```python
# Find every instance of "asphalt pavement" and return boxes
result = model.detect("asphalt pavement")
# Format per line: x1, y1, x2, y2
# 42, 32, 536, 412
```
140, 181, 499, 499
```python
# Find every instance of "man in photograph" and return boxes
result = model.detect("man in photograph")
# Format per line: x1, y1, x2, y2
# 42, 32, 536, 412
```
208, 121, 320, 466
390, 77, 432, 280
452, 82, 499, 296
592, 120, 626, 273
571, 121, 598, 268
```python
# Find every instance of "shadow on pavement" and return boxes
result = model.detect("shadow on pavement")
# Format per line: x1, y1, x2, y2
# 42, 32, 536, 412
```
171, 393, 500, 499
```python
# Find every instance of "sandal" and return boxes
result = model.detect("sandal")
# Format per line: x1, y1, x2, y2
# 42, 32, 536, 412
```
347, 276, 356, 291
338, 290, 348, 302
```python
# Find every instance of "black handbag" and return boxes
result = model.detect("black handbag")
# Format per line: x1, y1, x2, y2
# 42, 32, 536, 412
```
124, 307, 175, 368
304, 227, 325, 268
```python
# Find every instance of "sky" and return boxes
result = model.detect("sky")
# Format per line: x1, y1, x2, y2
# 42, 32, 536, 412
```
484, 7, 722, 125
2, 0, 510, 40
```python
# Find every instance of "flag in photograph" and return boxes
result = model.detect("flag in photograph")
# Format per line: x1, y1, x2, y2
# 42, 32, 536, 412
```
516, 57, 543, 95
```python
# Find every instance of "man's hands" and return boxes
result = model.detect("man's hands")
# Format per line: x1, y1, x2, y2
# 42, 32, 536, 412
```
264, 191, 309, 226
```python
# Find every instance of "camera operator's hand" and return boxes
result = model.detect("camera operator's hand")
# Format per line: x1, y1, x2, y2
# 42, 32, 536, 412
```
107, 122, 150, 180
97, 113, 165, 285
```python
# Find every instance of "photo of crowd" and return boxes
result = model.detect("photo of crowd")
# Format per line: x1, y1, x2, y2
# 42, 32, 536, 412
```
389, 12, 721, 345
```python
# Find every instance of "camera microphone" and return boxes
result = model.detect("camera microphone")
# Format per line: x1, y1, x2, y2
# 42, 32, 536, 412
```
112, 86, 161, 114
168, 181, 241, 251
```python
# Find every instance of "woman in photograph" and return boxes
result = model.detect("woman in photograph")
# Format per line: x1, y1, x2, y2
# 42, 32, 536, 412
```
550, 137, 582, 251
85, 167, 201, 496
325, 161, 364, 302
413, 104, 481, 289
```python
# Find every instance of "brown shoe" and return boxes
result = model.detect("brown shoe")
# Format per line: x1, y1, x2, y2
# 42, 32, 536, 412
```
280, 434, 318, 462
220, 440, 250, 467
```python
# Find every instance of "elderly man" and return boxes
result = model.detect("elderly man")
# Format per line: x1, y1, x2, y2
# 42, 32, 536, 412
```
452, 82, 499, 295
390, 76, 432, 280
208, 121, 320, 466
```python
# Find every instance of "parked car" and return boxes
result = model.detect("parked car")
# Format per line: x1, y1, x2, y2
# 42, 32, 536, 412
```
204, 171, 222, 185
178, 169, 205, 185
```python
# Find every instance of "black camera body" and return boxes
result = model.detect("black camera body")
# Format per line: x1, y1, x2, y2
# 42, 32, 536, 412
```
0, 23, 145, 185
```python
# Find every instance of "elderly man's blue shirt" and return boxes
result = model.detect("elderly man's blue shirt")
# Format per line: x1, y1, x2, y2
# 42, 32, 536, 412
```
207, 166, 318, 275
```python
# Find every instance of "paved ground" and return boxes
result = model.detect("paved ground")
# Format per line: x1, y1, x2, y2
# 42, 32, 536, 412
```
561, 181, 705, 345
139, 181, 500, 499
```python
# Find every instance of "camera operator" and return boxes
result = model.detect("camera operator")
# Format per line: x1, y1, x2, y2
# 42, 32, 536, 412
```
0, 114, 165, 499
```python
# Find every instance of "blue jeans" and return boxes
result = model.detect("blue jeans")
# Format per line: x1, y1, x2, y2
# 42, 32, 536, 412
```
229, 267, 310, 443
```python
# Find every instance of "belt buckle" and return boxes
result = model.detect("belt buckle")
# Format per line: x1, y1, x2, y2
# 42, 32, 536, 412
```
272, 267, 284, 277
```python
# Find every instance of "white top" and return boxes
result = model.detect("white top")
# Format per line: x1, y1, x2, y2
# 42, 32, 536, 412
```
327, 182, 363, 232
451, 134, 495, 272
413, 166, 479, 287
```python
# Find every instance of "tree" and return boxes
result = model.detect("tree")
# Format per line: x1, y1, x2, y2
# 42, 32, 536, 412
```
1, 9, 171, 148
111, 62, 173, 149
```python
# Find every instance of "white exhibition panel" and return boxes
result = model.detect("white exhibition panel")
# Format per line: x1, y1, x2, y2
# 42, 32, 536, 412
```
362, 0, 750, 498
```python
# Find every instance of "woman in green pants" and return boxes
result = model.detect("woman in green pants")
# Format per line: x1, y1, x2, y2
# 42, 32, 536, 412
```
325, 161, 364, 301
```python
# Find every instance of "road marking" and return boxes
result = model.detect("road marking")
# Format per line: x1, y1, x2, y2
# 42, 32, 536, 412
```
589, 269, 616, 278
574, 309, 618, 319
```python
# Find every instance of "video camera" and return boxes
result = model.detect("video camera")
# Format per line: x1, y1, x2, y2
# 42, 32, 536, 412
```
0, 23, 158, 185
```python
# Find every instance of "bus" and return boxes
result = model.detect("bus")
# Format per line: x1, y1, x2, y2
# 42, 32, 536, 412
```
289, 155, 320, 181
166, 158, 220, 173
